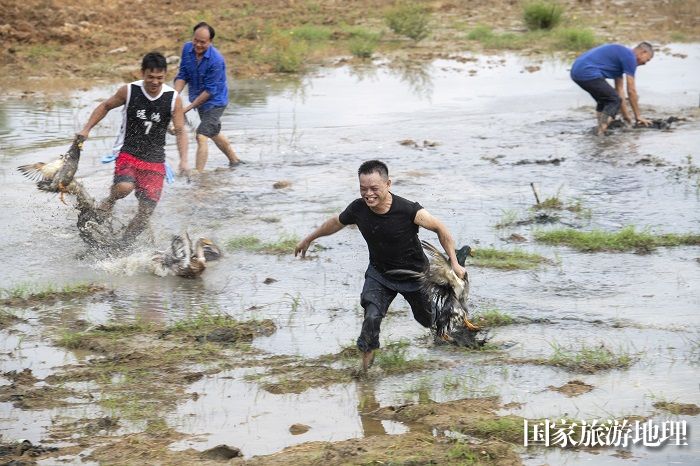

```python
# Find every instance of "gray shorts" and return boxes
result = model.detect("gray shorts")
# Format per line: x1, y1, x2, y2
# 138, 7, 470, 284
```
197, 106, 226, 137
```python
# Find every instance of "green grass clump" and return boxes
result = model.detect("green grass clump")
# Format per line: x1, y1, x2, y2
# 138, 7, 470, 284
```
554, 27, 598, 51
470, 248, 548, 270
1, 282, 105, 304
265, 34, 308, 73
349, 36, 378, 58
466, 24, 494, 41
57, 331, 92, 350
523, 1, 564, 30
546, 342, 633, 373
474, 308, 514, 327
288, 24, 332, 42
342, 26, 382, 41
376, 340, 428, 374
57, 321, 152, 350
465, 25, 529, 50
534, 226, 700, 252
670, 31, 687, 42
385, 3, 431, 41
447, 441, 480, 463
225, 234, 300, 255
169, 311, 242, 333
534, 196, 564, 210
469, 416, 524, 443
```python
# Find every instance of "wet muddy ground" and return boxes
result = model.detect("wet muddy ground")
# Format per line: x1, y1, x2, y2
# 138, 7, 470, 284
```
0, 44, 699, 464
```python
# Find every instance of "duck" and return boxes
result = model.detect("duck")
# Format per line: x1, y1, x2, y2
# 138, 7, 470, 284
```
389, 241, 480, 341
420, 241, 480, 340
151, 233, 222, 278
17, 134, 85, 203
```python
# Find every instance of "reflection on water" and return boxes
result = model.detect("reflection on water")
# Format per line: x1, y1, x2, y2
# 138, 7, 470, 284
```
0, 45, 699, 463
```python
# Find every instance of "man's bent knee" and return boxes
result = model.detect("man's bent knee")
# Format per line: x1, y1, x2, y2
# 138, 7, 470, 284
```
113, 182, 134, 198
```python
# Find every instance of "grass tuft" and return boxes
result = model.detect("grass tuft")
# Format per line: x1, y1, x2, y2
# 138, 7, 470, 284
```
554, 27, 598, 51
534, 226, 700, 252
523, 1, 564, 30
288, 24, 332, 42
265, 34, 308, 73
385, 3, 431, 41
349, 36, 378, 58
474, 308, 514, 327
225, 234, 300, 255
470, 248, 549, 270
466, 24, 494, 41
470, 416, 524, 443
376, 340, 430, 374
545, 342, 634, 373
1, 282, 107, 306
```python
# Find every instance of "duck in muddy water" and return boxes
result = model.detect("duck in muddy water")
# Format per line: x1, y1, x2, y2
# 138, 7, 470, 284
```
17, 134, 86, 204
151, 233, 221, 278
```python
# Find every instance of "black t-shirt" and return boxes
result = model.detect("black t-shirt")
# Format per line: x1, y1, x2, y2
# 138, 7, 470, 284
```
339, 193, 429, 274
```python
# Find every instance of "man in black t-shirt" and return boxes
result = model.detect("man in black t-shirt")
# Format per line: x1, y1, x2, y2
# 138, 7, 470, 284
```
295, 160, 465, 372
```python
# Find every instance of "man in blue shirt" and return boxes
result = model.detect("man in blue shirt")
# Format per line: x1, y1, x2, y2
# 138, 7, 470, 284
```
175, 22, 242, 171
571, 42, 654, 135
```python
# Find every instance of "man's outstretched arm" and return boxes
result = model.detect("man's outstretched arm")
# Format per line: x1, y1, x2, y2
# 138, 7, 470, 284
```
78, 85, 128, 138
294, 215, 346, 258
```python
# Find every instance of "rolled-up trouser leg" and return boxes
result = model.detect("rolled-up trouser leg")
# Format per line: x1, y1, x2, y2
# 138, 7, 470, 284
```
401, 289, 433, 328
574, 78, 621, 118
357, 276, 397, 352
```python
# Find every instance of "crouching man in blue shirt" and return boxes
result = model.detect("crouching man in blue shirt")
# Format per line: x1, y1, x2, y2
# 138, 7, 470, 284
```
571, 42, 654, 136
174, 22, 242, 171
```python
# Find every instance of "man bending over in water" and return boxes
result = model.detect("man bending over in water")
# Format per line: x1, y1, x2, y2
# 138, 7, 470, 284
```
571, 42, 654, 135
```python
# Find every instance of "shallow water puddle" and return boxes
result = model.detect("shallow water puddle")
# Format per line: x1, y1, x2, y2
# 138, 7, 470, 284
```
0, 45, 698, 463
168, 369, 408, 457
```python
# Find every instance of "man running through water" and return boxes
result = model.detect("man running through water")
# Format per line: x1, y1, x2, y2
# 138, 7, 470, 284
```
78, 52, 188, 249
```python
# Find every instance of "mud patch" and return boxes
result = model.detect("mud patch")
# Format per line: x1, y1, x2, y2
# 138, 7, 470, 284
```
608, 116, 686, 131
1, 283, 110, 308
0, 440, 59, 465
548, 379, 594, 397
0, 310, 25, 329
39, 313, 276, 461
653, 401, 700, 416
233, 397, 521, 465
0, 369, 79, 410
248, 343, 439, 394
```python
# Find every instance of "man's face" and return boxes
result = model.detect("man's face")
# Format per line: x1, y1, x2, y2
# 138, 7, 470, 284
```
359, 172, 391, 209
636, 49, 652, 66
142, 68, 166, 95
193, 27, 212, 56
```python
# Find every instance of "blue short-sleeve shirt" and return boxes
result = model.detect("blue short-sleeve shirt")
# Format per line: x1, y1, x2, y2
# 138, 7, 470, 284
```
175, 42, 229, 110
571, 44, 637, 82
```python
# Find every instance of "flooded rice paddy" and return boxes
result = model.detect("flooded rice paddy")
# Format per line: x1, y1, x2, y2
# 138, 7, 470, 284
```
0, 44, 699, 464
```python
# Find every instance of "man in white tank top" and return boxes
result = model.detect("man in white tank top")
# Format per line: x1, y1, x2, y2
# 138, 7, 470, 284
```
77, 52, 189, 250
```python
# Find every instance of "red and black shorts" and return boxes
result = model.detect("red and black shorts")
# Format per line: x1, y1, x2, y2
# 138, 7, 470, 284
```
114, 152, 165, 204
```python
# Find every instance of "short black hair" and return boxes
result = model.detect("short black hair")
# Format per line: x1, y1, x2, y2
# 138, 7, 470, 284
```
141, 52, 167, 72
193, 21, 215, 40
635, 41, 654, 57
358, 160, 389, 179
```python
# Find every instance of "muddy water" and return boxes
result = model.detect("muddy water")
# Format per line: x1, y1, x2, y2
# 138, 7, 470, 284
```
0, 44, 699, 463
